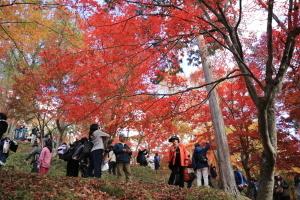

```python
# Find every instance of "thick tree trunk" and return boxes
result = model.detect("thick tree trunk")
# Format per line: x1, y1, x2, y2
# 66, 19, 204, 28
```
198, 36, 239, 195
256, 102, 277, 200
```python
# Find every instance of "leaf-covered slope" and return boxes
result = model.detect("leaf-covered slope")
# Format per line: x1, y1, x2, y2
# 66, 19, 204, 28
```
0, 169, 250, 200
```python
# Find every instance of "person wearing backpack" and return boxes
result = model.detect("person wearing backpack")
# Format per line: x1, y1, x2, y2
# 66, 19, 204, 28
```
25, 140, 41, 173
87, 123, 110, 178
38, 138, 53, 175
167, 135, 190, 188
113, 133, 132, 182
192, 142, 210, 187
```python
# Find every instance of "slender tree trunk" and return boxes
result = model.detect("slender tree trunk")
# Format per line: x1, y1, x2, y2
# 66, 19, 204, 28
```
56, 119, 65, 146
241, 153, 251, 181
239, 135, 252, 181
197, 35, 239, 195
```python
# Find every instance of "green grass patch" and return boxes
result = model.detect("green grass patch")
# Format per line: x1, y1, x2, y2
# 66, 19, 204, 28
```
99, 183, 125, 198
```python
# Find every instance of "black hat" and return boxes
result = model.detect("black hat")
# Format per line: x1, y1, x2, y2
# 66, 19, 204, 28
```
168, 135, 180, 143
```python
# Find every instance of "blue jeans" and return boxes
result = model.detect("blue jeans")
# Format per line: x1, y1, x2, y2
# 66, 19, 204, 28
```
87, 149, 103, 178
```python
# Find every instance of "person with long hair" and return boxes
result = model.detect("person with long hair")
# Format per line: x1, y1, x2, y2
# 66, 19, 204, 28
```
87, 123, 110, 178
38, 138, 52, 175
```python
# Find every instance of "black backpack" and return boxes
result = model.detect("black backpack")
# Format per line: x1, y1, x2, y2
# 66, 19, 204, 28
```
72, 144, 84, 160
62, 145, 76, 161
82, 141, 93, 154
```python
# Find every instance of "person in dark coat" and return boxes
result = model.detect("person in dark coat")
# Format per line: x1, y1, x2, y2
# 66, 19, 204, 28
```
66, 140, 81, 177
274, 174, 290, 200
233, 166, 248, 191
154, 153, 160, 171
192, 142, 210, 187
137, 149, 148, 166
0, 113, 8, 139
113, 133, 132, 182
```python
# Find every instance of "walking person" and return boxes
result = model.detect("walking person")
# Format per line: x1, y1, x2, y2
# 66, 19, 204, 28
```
113, 133, 132, 182
25, 140, 41, 173
167, 135, 190, 188
192, 142, 210, 187
154, 153, 160, 172
38, 138, 53, 175
87, 123, 110, 178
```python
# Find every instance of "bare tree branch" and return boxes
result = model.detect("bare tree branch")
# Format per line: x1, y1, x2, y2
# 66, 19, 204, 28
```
265, 0, 274, 89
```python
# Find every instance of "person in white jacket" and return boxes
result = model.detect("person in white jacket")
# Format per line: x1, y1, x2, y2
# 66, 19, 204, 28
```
107, 145, 116, 175
87, 123, 110, 178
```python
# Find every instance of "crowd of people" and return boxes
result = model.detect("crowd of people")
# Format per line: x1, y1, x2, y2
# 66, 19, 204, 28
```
0, 112, 300, 199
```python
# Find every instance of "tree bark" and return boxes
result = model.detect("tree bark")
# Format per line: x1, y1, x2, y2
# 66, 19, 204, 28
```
197, 35, 239, 195
56, 119, 65, 146
256, 101, 277, 200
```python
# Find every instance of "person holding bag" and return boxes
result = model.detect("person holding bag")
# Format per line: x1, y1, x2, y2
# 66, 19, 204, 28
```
167, 135, 190, 188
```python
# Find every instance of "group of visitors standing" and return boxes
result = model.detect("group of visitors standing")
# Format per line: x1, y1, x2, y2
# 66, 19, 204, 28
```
1, 113, 300, 200
55, 123, 132, 181
167, 135, 214, 188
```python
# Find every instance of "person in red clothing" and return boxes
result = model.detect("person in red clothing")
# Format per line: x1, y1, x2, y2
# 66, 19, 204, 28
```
38, 139, 52, 175
167, 135, 190, 188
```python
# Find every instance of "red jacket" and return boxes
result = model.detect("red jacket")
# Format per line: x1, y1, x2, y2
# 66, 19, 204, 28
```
168, 144, 190, 167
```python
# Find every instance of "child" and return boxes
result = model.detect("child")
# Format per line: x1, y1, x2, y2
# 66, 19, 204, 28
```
38, 139, 52, 175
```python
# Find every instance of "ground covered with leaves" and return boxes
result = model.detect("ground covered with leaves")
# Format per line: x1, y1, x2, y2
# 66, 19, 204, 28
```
0, 169, 249, 200
0, 143, 249, 200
